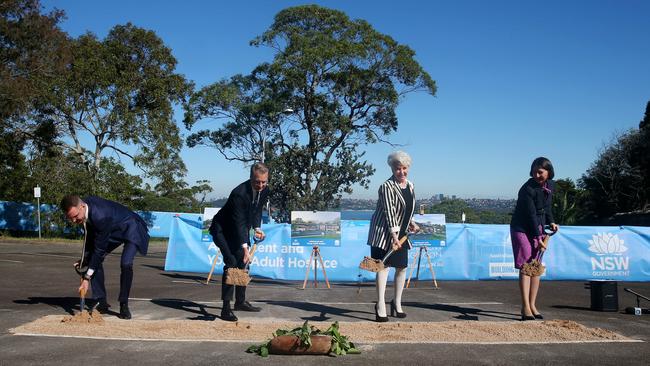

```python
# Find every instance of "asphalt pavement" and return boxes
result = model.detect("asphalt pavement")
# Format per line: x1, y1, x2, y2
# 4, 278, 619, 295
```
0, 239, 648, 365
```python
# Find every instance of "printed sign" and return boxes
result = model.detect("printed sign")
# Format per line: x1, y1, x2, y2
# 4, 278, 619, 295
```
201, 207, 220, 242
410, 214, 447, 247
290, 211, 341, 247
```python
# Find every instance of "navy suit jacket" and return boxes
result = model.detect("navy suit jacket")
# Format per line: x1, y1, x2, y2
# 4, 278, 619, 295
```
83, 196, 149, 271
510, 179, 555, 237
210, 180, 269, 251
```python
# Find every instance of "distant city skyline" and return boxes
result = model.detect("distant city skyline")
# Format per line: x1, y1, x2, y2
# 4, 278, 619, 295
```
43, 0, 650, 200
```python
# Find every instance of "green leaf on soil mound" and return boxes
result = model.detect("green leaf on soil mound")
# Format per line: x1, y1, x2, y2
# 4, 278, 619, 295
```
246, 321, 360, 357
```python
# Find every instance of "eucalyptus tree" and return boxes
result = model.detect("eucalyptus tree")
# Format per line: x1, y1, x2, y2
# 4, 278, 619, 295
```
23, 23, 192, 187
185, 5, 436, 220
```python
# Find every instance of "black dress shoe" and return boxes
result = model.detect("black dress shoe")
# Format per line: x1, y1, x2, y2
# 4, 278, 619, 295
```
119, 302, 132, 319
92, 299, 110, 313
521, 314, 536, 321
221, 308, 238, 322
533, 313, 544, 320
234, 301, 261, 312
390, 300, 407, 318
374, 303, 389, 322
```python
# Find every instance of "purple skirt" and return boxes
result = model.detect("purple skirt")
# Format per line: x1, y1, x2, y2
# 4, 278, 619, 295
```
510, 229, 542, 269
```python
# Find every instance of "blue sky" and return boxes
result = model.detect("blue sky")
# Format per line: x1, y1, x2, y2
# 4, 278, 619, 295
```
42, 0, 650, 200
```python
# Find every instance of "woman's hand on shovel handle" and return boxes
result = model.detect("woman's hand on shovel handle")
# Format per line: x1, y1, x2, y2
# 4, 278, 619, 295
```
391, 233, 401, 251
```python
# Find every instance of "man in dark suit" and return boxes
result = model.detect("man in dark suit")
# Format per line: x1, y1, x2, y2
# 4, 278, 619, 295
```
210, 162, 269, 321
60, 195, 149, 319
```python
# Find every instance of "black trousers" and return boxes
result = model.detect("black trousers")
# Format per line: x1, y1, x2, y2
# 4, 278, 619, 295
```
91, 241, 137, 303
211, 224, 247, 303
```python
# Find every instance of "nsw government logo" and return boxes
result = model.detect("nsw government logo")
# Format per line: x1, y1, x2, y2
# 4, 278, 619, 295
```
588, 233, 630, 277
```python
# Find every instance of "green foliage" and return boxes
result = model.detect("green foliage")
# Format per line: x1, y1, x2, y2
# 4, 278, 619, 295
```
426, 199, 511, 224
322, 321, 360, 356
578, 110, 649, 224
552, 178, 582, 225
0, 131, 31, 201
185, 5, 436, 221
0, 0, 70, 122
246, 321, 360, 357
10, 22, 192, 190
1, 2, 214, 220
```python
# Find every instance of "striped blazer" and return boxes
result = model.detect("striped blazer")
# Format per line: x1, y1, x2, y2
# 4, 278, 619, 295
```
367, 177, 416, 251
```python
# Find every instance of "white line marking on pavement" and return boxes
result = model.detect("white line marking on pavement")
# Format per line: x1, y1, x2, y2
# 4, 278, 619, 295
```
128, 297, 502, 306
0, 259, 24, 263
12, 253, 79, 259
10, 332, 644, 344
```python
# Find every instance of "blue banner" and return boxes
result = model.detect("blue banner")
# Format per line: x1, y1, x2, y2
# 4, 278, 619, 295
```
139, 211, 202, 238
164, 218, 650, 282
0, 200, 201, 237
0, 201, 44, 231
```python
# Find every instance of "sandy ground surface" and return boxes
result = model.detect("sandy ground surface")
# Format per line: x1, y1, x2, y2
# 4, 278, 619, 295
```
12, 316, 631, 344
1, 239, 649, 365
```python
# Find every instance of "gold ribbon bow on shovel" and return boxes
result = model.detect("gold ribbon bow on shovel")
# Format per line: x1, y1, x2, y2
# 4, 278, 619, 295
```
359, 234, 410, 272
520, 226, 556, 277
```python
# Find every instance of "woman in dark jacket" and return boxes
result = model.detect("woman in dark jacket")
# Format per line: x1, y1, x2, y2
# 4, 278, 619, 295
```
511, 157, 559, 320
367, 151, 419, 322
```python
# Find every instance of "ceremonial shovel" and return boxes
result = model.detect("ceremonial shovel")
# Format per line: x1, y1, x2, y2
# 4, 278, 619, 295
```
79, 285, 87, 313
359, 234, 410, 272
225, 236, 263, 286
521, 226, 556, 277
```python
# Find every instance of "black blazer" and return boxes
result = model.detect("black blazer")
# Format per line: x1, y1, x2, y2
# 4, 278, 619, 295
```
83, 196, 149, 271
210, 180, 269, 251
510, 179, 555, 237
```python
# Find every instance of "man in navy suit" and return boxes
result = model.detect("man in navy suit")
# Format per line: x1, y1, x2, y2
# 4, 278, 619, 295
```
60, 195, 149, 319
210, 162, 269, 321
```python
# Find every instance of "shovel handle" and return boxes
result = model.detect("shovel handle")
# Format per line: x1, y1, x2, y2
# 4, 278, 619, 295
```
382, 234, 410, 263
543, 225, 557, 236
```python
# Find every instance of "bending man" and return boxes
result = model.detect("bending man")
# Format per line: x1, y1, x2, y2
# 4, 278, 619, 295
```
61, 195, 149, 319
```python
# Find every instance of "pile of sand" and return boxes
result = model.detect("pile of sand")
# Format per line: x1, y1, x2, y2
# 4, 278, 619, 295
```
61, 311, 104, 324
11, 316, 630, 344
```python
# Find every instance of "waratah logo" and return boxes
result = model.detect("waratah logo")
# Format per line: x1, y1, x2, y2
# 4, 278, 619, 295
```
588, 233, 627, 255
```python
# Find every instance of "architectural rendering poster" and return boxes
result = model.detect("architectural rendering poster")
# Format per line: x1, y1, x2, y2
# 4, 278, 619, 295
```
201, 207, 220, 242
291, 211, 341, 247
410, 213, 447, 247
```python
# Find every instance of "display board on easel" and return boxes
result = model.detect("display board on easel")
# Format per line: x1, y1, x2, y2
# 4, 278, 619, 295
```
291, 211, 341, 288
407, 213, 447, 288
202, 207, 221, 284
201, 207, 220, 242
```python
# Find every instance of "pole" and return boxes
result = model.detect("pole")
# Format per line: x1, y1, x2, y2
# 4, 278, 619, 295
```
34, 186, 41, 239
37, 197, 41, 239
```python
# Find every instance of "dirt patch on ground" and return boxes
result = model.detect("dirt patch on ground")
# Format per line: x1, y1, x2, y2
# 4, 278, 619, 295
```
61, 311, 104, 324
10, 316, 630, 343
